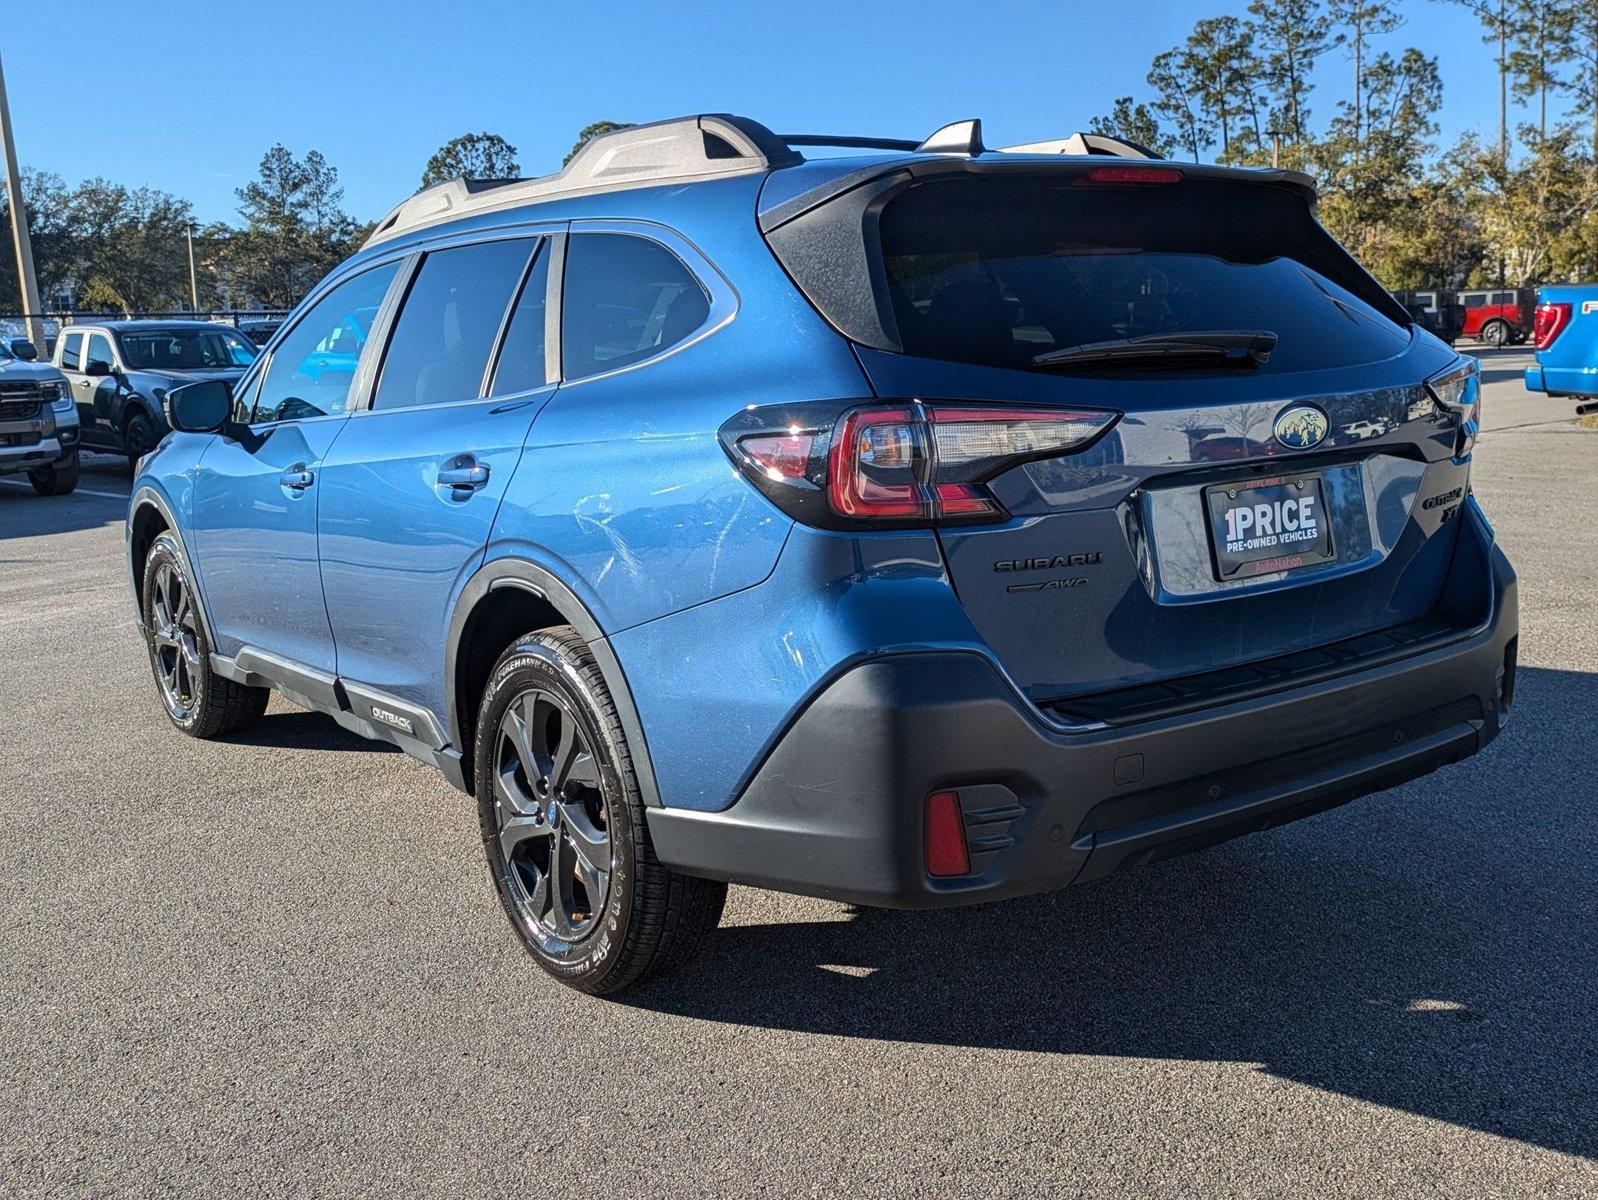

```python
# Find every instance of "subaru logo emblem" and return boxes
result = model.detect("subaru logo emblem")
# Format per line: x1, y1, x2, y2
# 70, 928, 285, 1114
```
1273, 403, 1329, 450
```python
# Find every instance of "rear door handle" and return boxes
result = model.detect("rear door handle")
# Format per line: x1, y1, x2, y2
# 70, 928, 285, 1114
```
437, 456, 490, 492
280, 465, 315, 490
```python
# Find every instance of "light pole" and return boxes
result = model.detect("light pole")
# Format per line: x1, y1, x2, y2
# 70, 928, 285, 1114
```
185, 220, 199, 313
0, 52, 45, 350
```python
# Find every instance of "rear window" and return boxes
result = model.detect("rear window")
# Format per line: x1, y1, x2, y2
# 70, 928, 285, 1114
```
875, 175, 1411, 375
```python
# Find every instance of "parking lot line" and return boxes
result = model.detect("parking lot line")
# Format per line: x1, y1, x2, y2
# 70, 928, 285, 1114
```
0, 478, 129, 501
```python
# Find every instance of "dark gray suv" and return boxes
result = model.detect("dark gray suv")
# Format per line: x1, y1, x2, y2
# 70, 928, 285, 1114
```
0, 337, 78, 495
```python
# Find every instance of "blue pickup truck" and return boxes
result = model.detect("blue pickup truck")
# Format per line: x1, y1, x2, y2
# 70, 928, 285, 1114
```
1523, 284, 1598, 411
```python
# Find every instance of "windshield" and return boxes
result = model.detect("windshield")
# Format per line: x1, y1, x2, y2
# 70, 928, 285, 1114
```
877, 175, 1411, 375
116, 328, 259, 371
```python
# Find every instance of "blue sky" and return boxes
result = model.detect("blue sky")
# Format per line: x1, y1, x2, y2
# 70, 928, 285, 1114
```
5, 0, 1541, 224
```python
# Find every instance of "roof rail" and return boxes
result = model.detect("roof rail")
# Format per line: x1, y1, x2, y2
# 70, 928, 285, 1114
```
999, 132, 1163, 160
364, 114, 802, 249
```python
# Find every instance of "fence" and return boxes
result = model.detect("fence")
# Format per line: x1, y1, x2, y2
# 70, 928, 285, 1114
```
0, 310, 294, 354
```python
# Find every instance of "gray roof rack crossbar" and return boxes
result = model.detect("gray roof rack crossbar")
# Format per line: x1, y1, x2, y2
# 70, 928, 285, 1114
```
780, 134, 922, 152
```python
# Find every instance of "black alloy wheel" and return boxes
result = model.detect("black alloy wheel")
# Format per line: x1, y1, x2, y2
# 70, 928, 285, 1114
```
474, 627, 725, 995
148, 557, 204, 723
492, 686, 613, 951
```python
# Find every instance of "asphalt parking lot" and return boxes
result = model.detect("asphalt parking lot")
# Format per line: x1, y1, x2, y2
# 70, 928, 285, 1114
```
2, 347, 1594, 1197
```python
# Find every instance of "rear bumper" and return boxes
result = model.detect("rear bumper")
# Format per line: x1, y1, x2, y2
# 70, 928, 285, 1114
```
647, 503, 1518, 908
1525, 363, 1598, 396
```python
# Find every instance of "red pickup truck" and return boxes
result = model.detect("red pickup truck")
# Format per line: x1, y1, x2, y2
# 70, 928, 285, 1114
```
1458, 288, 1534, 345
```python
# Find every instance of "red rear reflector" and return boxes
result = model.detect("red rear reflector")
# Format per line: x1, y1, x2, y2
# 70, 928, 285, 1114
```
1533, 302, 1572, 350
1081, 165, 1183, 186
925, 790, 970, 878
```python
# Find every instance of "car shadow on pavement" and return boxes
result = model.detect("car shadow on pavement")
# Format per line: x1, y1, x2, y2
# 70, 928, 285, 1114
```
1466, 346, 1534, 387
0, 484, 127, 544
227, 708, 401, 755
633, 664, 1598, 1159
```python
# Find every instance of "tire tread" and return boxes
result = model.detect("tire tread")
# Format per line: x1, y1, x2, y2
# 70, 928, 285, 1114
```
482, 626, 724, 995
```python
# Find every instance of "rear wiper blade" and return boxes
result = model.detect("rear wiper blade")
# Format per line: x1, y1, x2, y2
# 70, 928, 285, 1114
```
1032, 330, 1278, 371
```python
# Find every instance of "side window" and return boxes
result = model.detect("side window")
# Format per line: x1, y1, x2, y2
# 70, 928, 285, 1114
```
1464, 294, 1485, 309
86, 333, 115, 371
1493, 291, 1513, 305
373, 238, 534, 411
489, 241, 552, 396
252, 262, 401, 423
561, 233, 711, 381
59, 332, 83, 370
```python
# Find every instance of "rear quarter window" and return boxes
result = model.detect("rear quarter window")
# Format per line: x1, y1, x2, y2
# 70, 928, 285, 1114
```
561, 234, 710, 381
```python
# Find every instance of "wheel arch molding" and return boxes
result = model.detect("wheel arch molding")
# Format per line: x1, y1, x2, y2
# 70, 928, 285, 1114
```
126, 486, 212, 639
445, 557, 663, 808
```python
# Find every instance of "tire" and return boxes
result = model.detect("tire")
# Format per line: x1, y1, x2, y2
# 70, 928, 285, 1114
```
124, 409, 160, 467
1481, 319, 1509, 347
27, 449, 79, 495
475, 626, 725, 995
140, 532, 269, 738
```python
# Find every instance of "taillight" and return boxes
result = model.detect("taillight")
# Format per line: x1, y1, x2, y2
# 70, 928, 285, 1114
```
1533, 301, 1572, 349
738, 431, 815, 480
722, 400, 1118, 528
827, 407, 927, 519
1426, 360, 1481, 460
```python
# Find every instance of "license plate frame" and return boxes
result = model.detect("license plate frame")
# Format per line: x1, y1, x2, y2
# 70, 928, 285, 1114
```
1203, 472, 1336, 580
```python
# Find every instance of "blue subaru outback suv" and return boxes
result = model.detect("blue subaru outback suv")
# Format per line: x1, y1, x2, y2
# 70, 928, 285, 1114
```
128, 115, 1517, 994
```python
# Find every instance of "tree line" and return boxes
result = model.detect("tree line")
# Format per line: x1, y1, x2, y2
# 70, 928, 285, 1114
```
0, 124, 627, 315
20, 22, 1598, 319
1092, 0, 1598, 289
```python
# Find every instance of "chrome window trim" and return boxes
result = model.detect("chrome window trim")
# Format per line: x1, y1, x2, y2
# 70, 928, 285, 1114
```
232, 218, 580, 429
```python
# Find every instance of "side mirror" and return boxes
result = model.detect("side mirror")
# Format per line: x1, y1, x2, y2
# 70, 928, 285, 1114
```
165, 379, 233, 434
84, 359, 112, 377
9, 338, 37, 361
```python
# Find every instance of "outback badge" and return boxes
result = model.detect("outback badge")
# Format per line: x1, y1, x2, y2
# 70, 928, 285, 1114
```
1273, 403, 1330, 450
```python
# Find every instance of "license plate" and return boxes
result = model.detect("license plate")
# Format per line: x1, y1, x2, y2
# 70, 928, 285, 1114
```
1204, 473, 1335, 580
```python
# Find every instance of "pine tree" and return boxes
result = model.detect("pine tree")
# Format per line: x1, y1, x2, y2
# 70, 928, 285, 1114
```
1327, 0, 1403, 161
1248, 0, 1341, 151
1438, 0, 1517, 162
